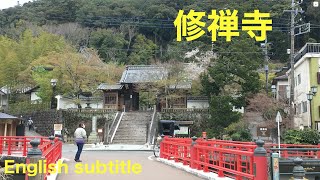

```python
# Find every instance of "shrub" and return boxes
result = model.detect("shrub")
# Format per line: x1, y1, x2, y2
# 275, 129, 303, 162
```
283, 128, 320, 145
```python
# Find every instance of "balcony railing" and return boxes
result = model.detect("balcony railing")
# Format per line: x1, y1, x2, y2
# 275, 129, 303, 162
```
294, 43, 320, 62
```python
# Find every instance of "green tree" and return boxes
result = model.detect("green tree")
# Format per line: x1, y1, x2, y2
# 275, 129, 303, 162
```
89, 28, 127, 63
128, 34, 157, 65
206, 96, 242, 138
200, 34, 263, 137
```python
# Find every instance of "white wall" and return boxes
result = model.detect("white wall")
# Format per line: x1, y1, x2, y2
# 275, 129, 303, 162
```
187, 100, 209, 108
56, 96, 104, 110
186, 99, 244, 114
30, 91, 42, 104
288, 57, 311, 128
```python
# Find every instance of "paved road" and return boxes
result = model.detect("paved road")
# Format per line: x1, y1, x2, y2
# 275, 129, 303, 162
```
59, 145, 204, 180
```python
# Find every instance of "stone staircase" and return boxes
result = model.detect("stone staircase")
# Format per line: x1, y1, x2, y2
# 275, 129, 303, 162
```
112, 112, 152, 145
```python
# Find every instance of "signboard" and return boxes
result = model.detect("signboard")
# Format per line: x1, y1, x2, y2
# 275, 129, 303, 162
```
174, 126, 189, 135
271, 153, 280, 180
257, 127, 270, 137
54, 124, 63, 131
98, 129, 103, 133
54, 130, 61, 135
276, 111, 282, 123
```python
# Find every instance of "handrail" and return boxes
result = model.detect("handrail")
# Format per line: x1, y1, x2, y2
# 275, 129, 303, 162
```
111, 111, 124, 143
147, 105, 157, 144
108, 112, 119, 135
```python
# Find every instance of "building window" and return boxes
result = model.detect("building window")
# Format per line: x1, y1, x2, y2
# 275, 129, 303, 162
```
278, 85, 288, 100
297, 103, 301, 114
298, 74, 301, 85
105, 94, 117, 104
302, 101, 307, 113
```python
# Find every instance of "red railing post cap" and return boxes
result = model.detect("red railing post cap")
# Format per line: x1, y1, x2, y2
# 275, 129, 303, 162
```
49, 136, 55, 141
254, 139, 267, 156
27, 139, 42, 157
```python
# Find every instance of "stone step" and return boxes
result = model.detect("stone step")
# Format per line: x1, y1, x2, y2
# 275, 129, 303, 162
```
115, 133, 147, 137
116, 128, 147, 132
112, 141, 146, 145
113, 134, 147, 138
116, 130, 147, 134
121, 119, 151, 121
118, 123, 148, 129
112, 139, 146, 143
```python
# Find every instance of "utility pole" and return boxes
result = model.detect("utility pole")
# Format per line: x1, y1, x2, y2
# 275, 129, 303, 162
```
289, 0, 296, 129
264, 38, 269, 94
285, 0, 310, 128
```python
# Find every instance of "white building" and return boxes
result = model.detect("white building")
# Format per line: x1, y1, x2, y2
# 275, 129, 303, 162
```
272, 74, 289, 102
286, 43, 320, 130
55, 95, 104, 110
25, 86, 104, 110
0, 90, 8, 110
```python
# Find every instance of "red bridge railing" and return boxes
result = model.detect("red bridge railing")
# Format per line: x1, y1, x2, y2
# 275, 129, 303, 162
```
160, 136, 320, 180
0, 136, 63, 180
0, 136, 51, 156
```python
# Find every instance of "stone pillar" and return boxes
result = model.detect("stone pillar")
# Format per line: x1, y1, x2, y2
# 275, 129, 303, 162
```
26, 139, 44, 180
292, 157, 305, 180
55, 95, 61, 110
88, 116, 98, 143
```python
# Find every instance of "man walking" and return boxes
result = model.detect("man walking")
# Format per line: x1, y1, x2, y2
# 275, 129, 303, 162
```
27, 118, 33, 131
74, 123, 86, 162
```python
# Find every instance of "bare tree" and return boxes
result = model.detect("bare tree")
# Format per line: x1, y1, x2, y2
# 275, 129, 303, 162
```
43, 23, 90, 47
120, 22, 137, 53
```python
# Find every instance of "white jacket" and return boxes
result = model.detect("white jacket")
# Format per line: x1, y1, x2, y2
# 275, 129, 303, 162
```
74, 128, 86, 140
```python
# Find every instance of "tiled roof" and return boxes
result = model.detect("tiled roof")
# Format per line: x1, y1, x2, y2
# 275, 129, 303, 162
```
274, 74, 288, 80
168, 80, 192, 89
119, 65, 168, 83
97, 83, 124, 90
0, 113, 18, 119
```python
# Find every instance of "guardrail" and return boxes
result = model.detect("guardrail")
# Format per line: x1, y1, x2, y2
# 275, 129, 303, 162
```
1, 136, 63, 180
42, 137, 63, 180
0, 136, 52, 156
160, 137, 320, 179
160, 137, 258, 179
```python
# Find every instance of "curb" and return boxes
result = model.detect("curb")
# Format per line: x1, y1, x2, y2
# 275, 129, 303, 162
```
84, 149, 154, 151
47, 158, 66, 180
157, 158, 233, 180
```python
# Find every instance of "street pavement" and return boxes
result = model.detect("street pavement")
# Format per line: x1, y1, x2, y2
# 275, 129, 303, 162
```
59, 144, 204, 180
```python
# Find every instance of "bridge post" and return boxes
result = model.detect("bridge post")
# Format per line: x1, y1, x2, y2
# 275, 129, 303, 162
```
25, 138, 44, 180
253, 139, 268, 180
160, 134, 165, 158
292, 157, 305, 180
190, 136, 198, 169
49, 135, 55, 144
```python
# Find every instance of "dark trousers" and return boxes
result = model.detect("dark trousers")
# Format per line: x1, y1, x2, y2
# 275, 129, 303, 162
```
29, 125, 33, 131
75, 143, 84, 160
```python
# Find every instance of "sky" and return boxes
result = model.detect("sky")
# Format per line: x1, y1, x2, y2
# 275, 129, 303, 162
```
0, 0, 31, 10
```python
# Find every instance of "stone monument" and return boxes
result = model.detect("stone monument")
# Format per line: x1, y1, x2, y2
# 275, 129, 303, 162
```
88, 116, 99, 143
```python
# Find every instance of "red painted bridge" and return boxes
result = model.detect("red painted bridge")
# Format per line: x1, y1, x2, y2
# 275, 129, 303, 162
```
1, 136, 320, 180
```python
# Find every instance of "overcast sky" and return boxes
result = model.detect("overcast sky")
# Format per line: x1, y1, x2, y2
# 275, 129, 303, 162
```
0, 0, 31, 10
